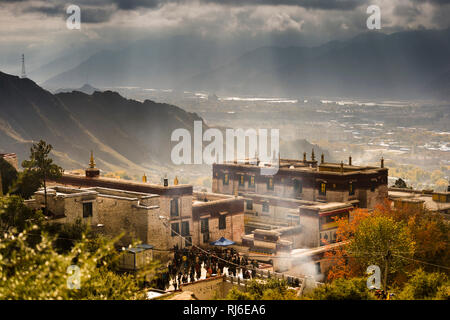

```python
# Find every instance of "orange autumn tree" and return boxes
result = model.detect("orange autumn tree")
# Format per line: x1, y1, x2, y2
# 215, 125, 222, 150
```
324, 208, 369, 281
324, 199, 449, 283
372, 200, 449, 272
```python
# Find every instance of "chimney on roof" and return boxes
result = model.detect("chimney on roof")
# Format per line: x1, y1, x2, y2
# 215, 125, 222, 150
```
349, 156, 352, 166
340, 161, 344, 173
311, 149, 315, 161
321, 153, 324, 164
381, 157, 384, 168
303, 152, 307, 162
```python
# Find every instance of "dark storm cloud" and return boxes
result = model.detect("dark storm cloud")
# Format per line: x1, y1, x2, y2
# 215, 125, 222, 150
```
3, 0, 450, 27
394, 5, 421, 18
88, 0, 370, 11
81, 8, 115, 23
3, 0, 372, 13
9, 1, 115, 23
410, 0, 450, 6
420, 0, 450, 4
201, 0, 368, 10
22, 4, 65, 16
113, 0, 163, 10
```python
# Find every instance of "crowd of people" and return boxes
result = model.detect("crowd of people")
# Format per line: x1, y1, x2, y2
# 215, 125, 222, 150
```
152, 245, 260, 291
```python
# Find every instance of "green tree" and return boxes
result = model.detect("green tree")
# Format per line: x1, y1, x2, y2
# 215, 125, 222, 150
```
0, 229, 146, 299
44, 218, 90, 253
0, 158, 18, 195
21, 140, 63, 214
9, 169, 42, 199
349, 215, 415, 290
393, 178, 407, 188
0, 195, 44, 234
304, 278, 375, 300
43, 219, 125, 270
397, 269, 449, 300
0, 195, 159, 300
225, 278, 299, 300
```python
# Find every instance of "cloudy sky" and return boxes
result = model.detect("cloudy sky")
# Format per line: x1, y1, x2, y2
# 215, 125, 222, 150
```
1, 0, 450, 74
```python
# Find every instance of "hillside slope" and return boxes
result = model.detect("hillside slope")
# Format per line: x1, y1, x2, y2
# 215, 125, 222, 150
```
0, 71, 205, 172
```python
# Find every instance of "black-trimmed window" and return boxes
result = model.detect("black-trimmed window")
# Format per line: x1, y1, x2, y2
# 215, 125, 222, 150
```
219, 215, 226, 230
319, 182, 326, 196
246, 200, 253, 210
223, 173, 229, 185
349, 182, 355, 195
294, 179, 303, 196
83, 202, 92, 218
238, 174, 245, 186
181, 221, 190, 236
201, 218, 209, 233
267, 178, 274, 191
262, 202, 270, 213
315, 262, 321, 274
170, 198, 179, 217
249, 175, 255, 188
171, 223, 179, 237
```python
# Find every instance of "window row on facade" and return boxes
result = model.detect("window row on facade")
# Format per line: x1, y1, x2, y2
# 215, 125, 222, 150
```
222, 174, 362, 196
170, 215, 227, 241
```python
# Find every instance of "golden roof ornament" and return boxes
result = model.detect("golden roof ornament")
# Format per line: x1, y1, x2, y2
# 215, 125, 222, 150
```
174, 176, 179, 185
142, 173, 147, 183
86, 150, 100, 178
89, 150, 96, 168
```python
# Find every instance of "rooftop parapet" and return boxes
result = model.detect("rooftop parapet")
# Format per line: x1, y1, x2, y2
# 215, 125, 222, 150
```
52, 173, 193, 196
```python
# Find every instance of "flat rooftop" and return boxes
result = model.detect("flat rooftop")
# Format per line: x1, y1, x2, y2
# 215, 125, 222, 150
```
215, 158, 385, 175
36, 185, 160, 201
389, 190, 450, 212
51, 173, 193, 196
300, 202, 354, 212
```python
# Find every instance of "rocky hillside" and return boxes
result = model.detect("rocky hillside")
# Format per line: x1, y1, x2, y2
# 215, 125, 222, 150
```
0, 71, 205, 173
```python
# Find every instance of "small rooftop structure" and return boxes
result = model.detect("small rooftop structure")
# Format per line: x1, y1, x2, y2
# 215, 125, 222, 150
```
388, 187, 450, 216
120, 243, 154, 271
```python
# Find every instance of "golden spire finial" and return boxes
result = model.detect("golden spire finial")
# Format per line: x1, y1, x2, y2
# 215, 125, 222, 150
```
89, 150, 96, 168
174, 176, 179, 185
142, 173, 147, 183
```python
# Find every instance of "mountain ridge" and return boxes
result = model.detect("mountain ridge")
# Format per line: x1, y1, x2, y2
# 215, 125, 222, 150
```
43, 28, 450, 99
0, 71, 206, 173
